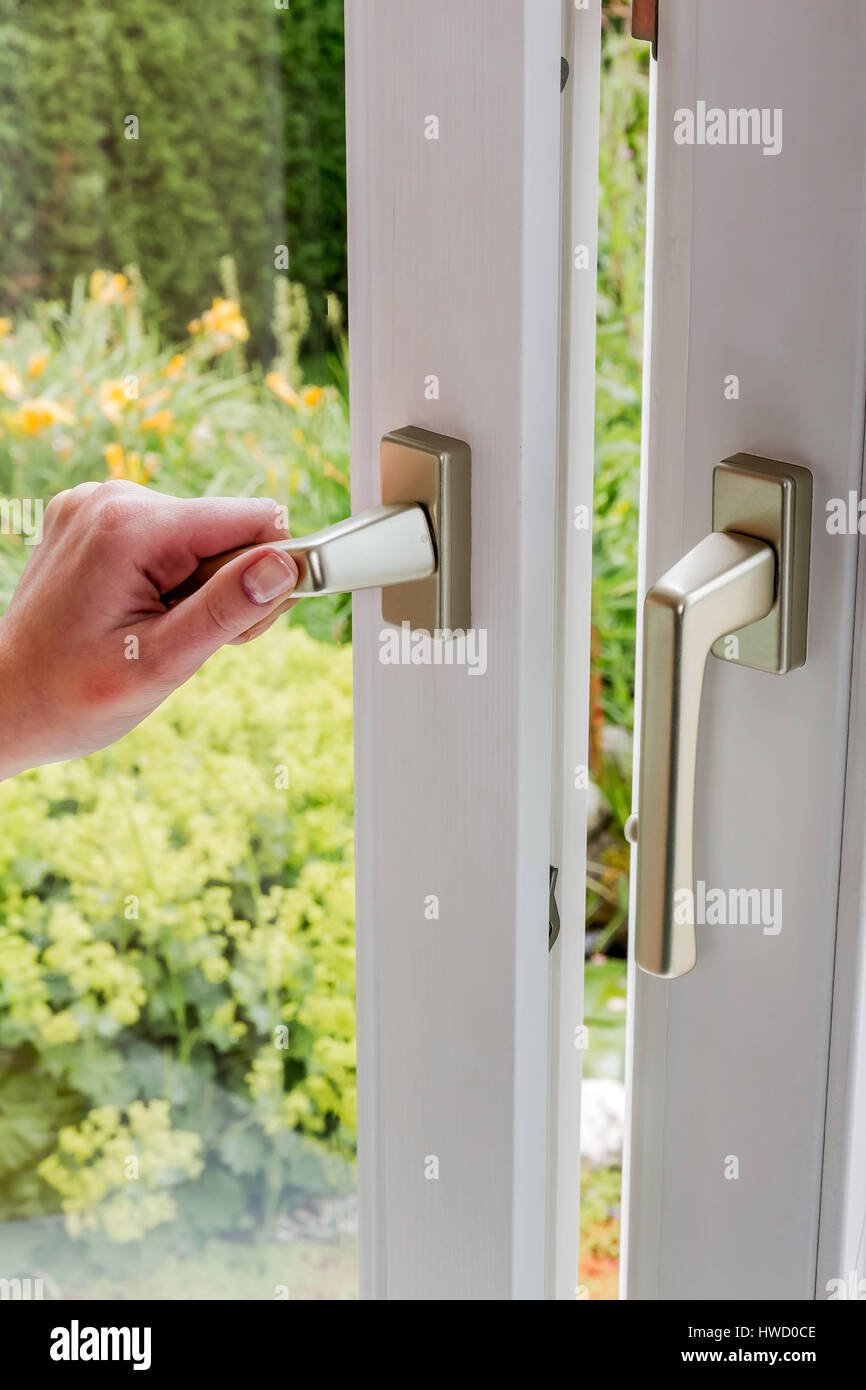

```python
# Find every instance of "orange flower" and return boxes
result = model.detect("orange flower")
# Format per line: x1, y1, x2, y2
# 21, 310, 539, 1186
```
8, 398, 75, 436
103, 442, 125, 476
203, 297, 248, 340
301, 385, 324, 409
140, 409, 174, 435
265, 370, 299, 408
161, 353, 186, 379
90, 270, 131, 306
27, 350, 50, 379
190, 297, 249, 354
102, 443, 155, 484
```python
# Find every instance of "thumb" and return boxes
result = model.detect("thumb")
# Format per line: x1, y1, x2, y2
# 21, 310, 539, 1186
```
158, 546, 299, 678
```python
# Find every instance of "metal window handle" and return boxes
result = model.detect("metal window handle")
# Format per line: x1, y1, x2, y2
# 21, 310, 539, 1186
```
162, 425, 471, 629
163, 502, 435, 605
632, 455, 812, 979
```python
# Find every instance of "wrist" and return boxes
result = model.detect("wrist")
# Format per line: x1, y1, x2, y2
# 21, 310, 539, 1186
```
0, 621, 41, 780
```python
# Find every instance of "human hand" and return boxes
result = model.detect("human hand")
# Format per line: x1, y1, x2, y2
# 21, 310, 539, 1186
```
0, 480, 299, 777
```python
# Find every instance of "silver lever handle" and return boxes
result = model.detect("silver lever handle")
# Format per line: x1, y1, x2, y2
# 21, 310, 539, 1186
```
267, 503, 435, 596
162, 425, 471, 630
634, 532, 774, 977
162, 502, 434, 606
632, 453, 812, 979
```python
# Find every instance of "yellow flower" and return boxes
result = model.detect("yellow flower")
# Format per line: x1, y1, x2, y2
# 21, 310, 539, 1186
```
0, 362, 23, 399
188, 297, 249, 354
103, 442, 125, 476
8, 397, 75, 436
27, 349, 50, 379
40, 1010, 80, 1046
291, 427, 305, 445
97, 378, 130, 426
89, 270, 130, 305
323, 459, 350, 489
201, 955, 229, 984
265, 370, 299, 408
140, 408, 174, 435
301, 384, 324, 409
202, 297, 248, 341
0, 317, 12, 338
103, 443, 154, 484
161, 353, 186, 378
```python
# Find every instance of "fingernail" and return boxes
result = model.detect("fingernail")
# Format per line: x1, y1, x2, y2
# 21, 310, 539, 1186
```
242, 552, 297, 604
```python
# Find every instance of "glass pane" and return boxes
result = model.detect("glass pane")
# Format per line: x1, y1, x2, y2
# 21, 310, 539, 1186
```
0, 0, 356, 1300
579, 4, 649, 1301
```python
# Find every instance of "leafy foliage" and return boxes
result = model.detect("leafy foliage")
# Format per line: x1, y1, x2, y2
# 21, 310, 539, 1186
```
0, 624, 356, 1249
593, 26, 648, 734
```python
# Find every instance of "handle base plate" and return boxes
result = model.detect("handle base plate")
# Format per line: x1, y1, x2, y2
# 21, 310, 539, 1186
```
381, 427, 471, 634
711, 453, 812, 674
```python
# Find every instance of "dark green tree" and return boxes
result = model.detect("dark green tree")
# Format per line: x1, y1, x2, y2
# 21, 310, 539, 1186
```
0, 0, 348, 356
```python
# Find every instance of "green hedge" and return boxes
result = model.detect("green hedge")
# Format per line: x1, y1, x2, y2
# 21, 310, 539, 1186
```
280, 0, 347, 354
0, 0, 347, 355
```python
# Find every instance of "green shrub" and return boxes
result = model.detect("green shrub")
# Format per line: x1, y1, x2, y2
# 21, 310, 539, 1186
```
0, 270, 356, 1265
0, 623, 356, 1249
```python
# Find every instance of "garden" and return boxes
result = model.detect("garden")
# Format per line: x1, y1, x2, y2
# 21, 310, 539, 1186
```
0, 2, 647, 1299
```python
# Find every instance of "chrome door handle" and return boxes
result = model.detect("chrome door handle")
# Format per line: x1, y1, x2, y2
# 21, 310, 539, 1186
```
163, 425, 471, 630
634, 532, 774, 978
164, 502, 434, 603
632, 454, 812, 979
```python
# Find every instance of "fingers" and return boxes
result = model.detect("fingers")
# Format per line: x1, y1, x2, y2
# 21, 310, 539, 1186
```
41, 484, 293, 601
156, 545, 299, 678
133, 492, 291, 595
